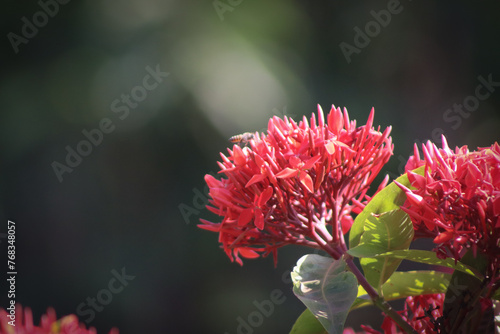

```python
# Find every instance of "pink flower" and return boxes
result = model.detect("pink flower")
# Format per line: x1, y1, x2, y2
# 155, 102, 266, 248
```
396, 138, 500, 278
0, 305, 118, 334
199, 105, 393, 265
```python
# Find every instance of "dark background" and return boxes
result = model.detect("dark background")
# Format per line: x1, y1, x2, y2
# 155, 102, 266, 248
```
1, 1, 499, 333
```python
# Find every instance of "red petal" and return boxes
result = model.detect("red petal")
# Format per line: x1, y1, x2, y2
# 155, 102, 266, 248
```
300, 173, 314, 193
258, 187, 273, 206
407, 171, 426, 189
245, 174, 266, 187
325, 141, 336, 155
238, 208, 253, 226
254, 153, 265, 167
210, 187, 233, 201
233, 145, 247, 166
238, 247, 260, 259
464, 162, 481, 187
317, 104, 325, 127
366, 107, 375, 129
254, 208, 264, 229
325, 140, 353, 155
197, 222, 220, 232
302, 155, 322, 170
276, 168, 299, 178
314, 164, 325, 190
327, 105, 343, 135
204, 174, 220, 188
290, 156, 301, 168
433, 230, 454, 244
406, 191, 424, 207
341, 215, 353, 234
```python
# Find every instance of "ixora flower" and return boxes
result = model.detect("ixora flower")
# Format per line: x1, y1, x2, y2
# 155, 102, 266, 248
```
0, 305, 118, 334
395, 138, 500, 275
379, 294, 445, 334
199, 105, 393, 265
343, 294, 445, 334
340, 295, 446, 334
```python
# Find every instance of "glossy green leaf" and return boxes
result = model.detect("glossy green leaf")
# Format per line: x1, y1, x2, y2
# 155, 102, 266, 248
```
291, 254, 358, 334
351, 270, 452, 310
289, 309, 328, 334
349, 167, 423, 249
348, 209, 414, 289
368, 249, 483, 280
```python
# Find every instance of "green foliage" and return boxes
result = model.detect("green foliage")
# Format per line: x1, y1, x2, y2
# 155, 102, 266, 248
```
291, 254, 358, 334
348, 209, 414, 289
289, 309, 328, 334
349, 168, 422, 249
289, 166, 489, 333
366, 249, 483, 280
352, 270, 451, 309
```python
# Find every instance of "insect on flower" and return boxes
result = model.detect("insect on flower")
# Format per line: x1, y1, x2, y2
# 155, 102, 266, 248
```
229, 132, 254, 145
201, 105, 394, 266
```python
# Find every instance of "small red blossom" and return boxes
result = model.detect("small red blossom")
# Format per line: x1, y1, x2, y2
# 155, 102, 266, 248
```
380, 294, 445, 334
396, 138, 500, 277
0, 305, 119, 334
199, 105, 393, 265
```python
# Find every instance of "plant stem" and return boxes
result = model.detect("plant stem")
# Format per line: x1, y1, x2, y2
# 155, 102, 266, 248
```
343, 256, 418, 334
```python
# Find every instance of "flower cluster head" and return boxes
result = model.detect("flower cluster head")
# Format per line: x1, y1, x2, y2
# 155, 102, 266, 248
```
0, 305, 119, 334
396, 138, 500, 275
343, 294, 445, 334
199, 105, 393, 265
379, 294, 445, 334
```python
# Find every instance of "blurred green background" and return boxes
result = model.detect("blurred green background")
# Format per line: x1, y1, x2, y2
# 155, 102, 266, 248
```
1, 1, 499, 333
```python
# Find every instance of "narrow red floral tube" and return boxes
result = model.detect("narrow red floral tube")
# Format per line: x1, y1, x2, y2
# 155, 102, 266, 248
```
199, 105, 393, 265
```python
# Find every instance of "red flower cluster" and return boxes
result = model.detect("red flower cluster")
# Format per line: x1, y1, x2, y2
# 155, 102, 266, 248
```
199, 105, 393, 264
0, 305, 118, 334
343, 294, 445, 334
396, 138, 500, 276
380, 294, 445, 334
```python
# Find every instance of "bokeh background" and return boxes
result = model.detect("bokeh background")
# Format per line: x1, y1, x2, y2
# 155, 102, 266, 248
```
1, 1, 500, 333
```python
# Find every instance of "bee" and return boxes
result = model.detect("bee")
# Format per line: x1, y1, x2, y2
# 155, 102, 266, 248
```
229, 132, 254, 145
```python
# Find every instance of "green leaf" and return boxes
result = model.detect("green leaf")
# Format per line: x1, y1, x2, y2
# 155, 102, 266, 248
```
443, 251, 490, 332
351, 270, 452, 309
349, 167, 423, 249
368, 249, 483, 280
348, 209, 414, 289
291, 254, 358, 334
289, 309, 328, 334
